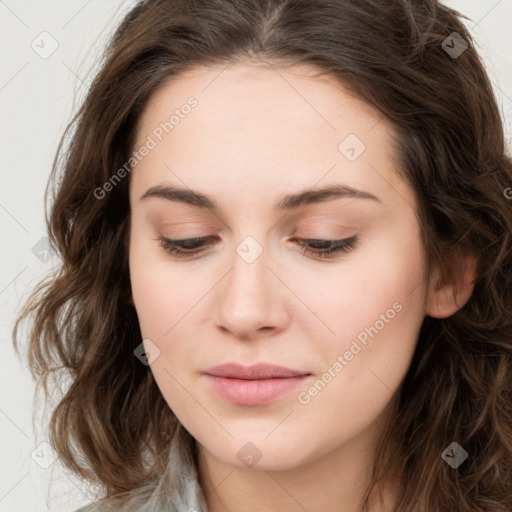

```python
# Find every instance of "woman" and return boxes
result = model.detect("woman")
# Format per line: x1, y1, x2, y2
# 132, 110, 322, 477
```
13, 0, 512, 510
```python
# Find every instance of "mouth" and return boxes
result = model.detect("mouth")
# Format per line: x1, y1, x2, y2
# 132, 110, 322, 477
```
203, 363, 312, 406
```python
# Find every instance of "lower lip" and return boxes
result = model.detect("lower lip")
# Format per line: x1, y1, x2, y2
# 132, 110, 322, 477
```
204, 375, 311, 406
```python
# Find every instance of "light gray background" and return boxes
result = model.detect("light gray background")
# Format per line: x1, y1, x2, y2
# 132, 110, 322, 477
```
1, 1, 511, 510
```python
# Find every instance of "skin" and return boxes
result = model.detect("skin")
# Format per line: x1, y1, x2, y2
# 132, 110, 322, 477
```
128, 61, 476, 512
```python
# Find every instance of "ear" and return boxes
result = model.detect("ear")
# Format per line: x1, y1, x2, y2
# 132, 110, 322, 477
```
426, 254, 478, 319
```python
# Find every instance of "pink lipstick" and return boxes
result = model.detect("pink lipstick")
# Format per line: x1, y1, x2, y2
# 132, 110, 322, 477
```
203, 363, 311, 406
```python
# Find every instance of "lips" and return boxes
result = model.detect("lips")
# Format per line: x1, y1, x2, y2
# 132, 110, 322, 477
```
202, 363, 312, 406
204, 362, 309, 379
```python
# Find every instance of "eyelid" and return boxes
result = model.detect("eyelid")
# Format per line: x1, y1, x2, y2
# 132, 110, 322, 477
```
157, 234, 358, 260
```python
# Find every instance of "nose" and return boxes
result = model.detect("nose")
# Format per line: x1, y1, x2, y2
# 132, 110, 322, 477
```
213, 241, 289, 341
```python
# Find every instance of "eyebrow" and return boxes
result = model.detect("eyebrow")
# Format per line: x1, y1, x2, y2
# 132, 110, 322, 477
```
139, 183, 381, 211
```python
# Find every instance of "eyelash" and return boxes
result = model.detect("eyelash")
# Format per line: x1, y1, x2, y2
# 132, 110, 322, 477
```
157, 235, 358, 259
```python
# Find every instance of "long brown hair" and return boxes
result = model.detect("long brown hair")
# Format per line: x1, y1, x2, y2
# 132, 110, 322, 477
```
13, 0, 512, 510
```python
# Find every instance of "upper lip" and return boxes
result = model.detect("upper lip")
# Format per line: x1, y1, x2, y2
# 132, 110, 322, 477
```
204, 363, 310, 380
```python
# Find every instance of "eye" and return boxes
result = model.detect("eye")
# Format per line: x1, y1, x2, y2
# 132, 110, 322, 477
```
157, 235, 358, 259
291, 236, 358, 259
158, 235, 214, 257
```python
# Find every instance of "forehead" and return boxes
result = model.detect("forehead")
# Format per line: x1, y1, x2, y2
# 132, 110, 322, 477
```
130, 61, 412, 212
136, 60, 387, 144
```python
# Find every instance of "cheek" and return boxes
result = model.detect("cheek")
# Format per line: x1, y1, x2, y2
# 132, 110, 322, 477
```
293, 283, 425, 452
298, 227, 426, 352
128, 228, 200, 337
129, 262, 171, 338
294, 226, 427, 412
129, 243, 199, 413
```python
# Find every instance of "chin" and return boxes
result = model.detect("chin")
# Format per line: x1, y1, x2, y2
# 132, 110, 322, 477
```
203, 438, 315, 472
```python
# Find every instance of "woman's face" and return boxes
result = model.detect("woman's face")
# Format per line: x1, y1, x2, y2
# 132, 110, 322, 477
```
128, 61, 430, 472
